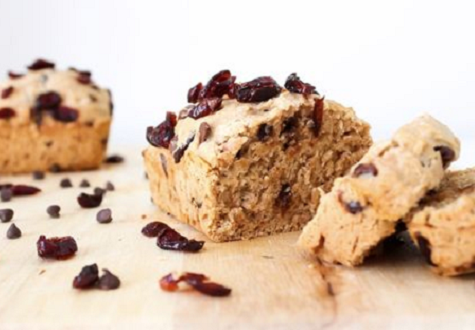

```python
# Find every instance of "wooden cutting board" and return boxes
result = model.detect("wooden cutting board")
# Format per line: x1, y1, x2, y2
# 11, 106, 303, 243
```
1, 147, 475, 330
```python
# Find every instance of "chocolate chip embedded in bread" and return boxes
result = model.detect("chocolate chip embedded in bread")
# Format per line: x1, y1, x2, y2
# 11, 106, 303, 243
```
414, 232, 435, 266
256, 124, 273, 141
353, 163, 378, 178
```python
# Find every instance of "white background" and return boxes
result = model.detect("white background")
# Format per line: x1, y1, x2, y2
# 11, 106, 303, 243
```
0, 0, 474, 150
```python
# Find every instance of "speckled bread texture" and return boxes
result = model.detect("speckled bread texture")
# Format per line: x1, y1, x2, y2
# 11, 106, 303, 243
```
407, 168, 475, 276
144, 92, 372, 242
0, 65, 112, 173
299, 115, 460, 266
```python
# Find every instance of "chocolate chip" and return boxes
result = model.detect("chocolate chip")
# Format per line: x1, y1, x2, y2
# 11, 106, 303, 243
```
353, 163, 378, 178
97, 269, 120, 290
79, 179, 90, 188
32, 171, 45, 180
414, 232, 434, 266
47, 205, 61, 219
0, 208, 14, 222
94, 187, 106, 196
73, 264, 99, 289
172, 134, 195, 163
96, 209, 112, 224
60, 178, 73, 188
433, 146, 456, 169
313, 97, 324, 136
49, 164, 61, 173
1, 86, 14, 99
28, 59, 55, 70
257, 123, 273, 141
104, 154, 124, 164
77, 192, 103, 208
6, 223, 21, 239
1, 188, 12, 202
345, 201, 363, 214
105, 181, 115, 191
198, 122, 212, 144
277, 184, 292, 208
281, 117, 298, 135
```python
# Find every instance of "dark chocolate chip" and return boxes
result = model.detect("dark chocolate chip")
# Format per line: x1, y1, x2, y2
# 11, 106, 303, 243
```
79, 179, 90, 188
73, 264, 99, 289
198, 122, 212, 145
353, 163, 378, 178
277, 184, 292, 208
1, 188, 12, 202
97, 269, 120, 290
160, 154, 168, 177
104, 154, 124, 164
32, 171, 45, 180
257, 123, 273, 141
49, 164, 61, 173
94, 187, 106, 196
96, 208, 112, 224
47, 205, 61, 219
345, 201, 363, 214
433, 146, 456, 169
281, 117, 298, 135
312, 97, 324, 136
60, 178, 73, 188
27, 59, 55, 70
6, 223, 21, 239
0, 208, 14, 222
172, 134, 195, 163
77, 192, 103, 208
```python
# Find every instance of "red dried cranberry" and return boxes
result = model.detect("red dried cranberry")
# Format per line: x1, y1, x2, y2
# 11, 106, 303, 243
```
236, 76, 282, 103
187, 82, 203, 103
187, 97, 222, 119
8, 71, 24, 79
146, 112, 177, 148
313, 97, 324, 136
157, 228, 204, 252
1, 86, 14, 99
77, 192, 103, 208
159, 272, 231, 297
434, 146, 456, 169
37, 235, 78, 260
198, 70, 236, 101
55, 106, 79, 122
0, 108, 16, 119
353, 163, 378, 178
172, 134, 195, 163
11, 185, 41, 196
284, 73, 318, 95
28, 59, 55, 70
35, 91, 62, 110
142, 221, 170, 237
73, 264, 99, 289
77, 71, 92, 85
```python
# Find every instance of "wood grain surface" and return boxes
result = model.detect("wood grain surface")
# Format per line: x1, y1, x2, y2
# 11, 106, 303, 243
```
0, 147, 475, 330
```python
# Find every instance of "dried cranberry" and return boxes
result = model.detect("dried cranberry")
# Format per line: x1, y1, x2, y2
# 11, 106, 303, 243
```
172, 134, 195, 163
35, 91, 62, 110
146, 112, 177, 148
198, 70, 236, 101
11, 185, 41, 196
187, 97, 222, 119
8, 71, 23, 79
313, 97, 324, 136
157, 228, 204, 252
0, 108, 16, 119
141, 221, 170, 237
198, 122, 212, 144
54, 106, 79, 122
434, 146, 456, 169
97, 269, 121, 290
257, 123, 273, 141
28, 59, 55, 70
77, 192, 103, 208
159, 272, 231, 297
76, 71, 92, 85
73, 264, 99, 289
353, 163, 378, 178
236, 76, 282, 103
187, 82, 203, 103
284, 73, 318, 95
1, 86, 14, 99
37, 235, 78, 260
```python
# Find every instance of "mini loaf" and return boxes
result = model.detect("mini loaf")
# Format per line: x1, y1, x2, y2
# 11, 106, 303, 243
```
298, 114, 460, 266
0, 59, 112, 173
143, 71, 372, 242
